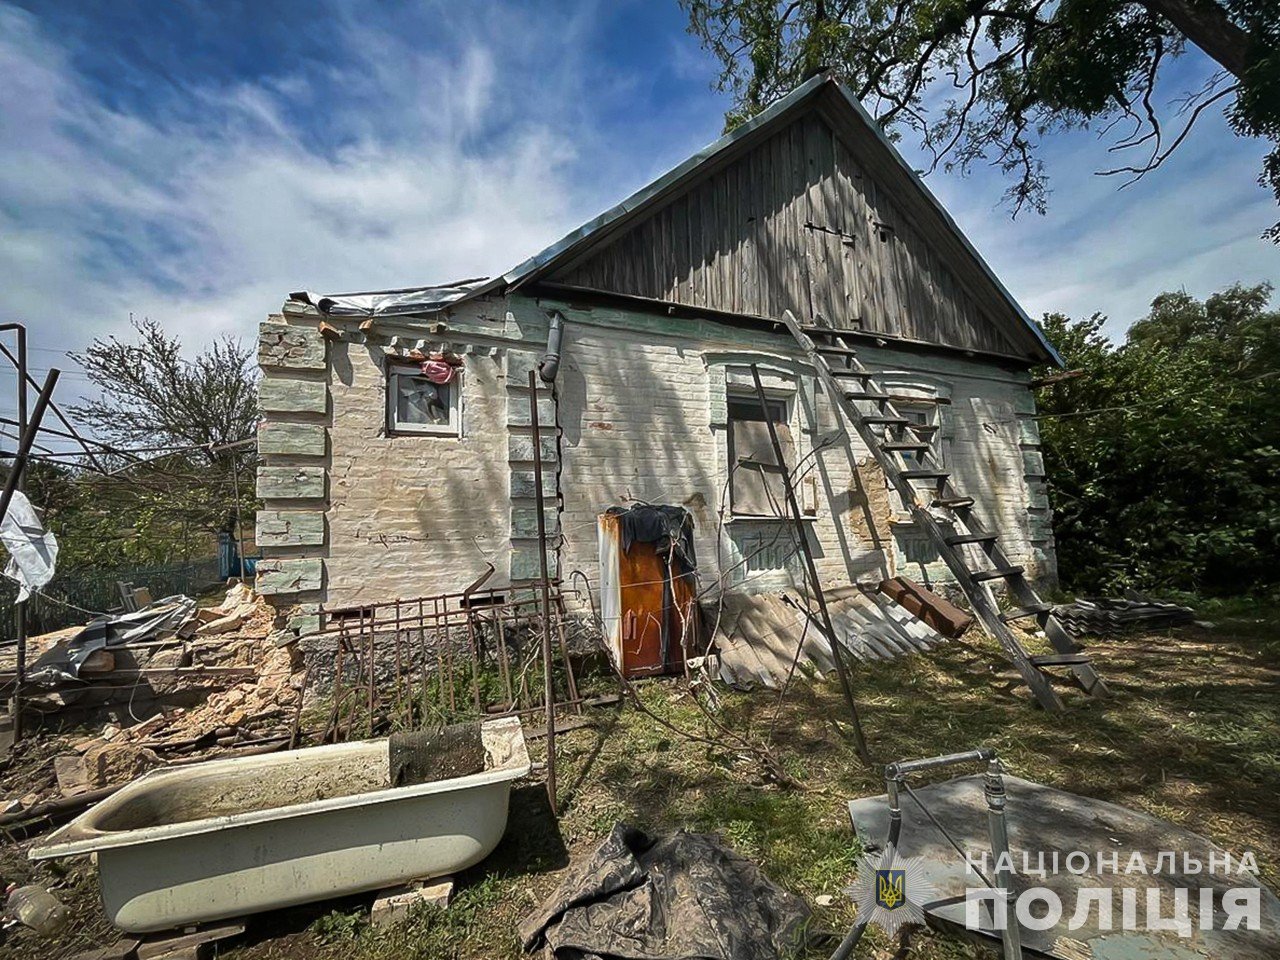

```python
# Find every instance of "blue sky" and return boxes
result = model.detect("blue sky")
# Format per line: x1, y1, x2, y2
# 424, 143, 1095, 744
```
0, 0, 1275, 423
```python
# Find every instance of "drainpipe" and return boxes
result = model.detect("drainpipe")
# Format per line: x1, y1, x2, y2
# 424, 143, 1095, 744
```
538, 310, 564, 383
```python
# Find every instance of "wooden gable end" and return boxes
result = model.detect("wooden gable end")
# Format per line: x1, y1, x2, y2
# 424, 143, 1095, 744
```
547, 112, 1031, 359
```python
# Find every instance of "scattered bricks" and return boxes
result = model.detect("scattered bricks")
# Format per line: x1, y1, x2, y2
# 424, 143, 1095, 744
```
82, 742, 161, 788
54, 755, 91, 796
370, 877, 454, 930
256, 466, 326, 500
259, 322, 326, 370
258, 378, 327, 415
256, 558, 324, 596
256, 510, 325, 547
258, 421, 327, 457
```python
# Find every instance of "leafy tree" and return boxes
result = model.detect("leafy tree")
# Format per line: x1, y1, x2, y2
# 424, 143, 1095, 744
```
33, 319, 261, 572
1034, 282, 1280, 597
681, 0, 1280, 235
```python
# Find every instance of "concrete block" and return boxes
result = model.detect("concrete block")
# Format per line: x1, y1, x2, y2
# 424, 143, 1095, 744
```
258, 421, 327, 457
371, 877, 454, 930
257, 466, 326, 500
506, 394, 555, 427
259, 377, 328, 415
508, 435, 557, 463
505, 352, 551, 389
260, 322, 327, 370
256, 510, 326, 547
511, 541, 556, 581
1026, 483, 1049, 510
510, 505, 560, 539
256, 558, 324, 595
509, 469, 556, 499
1021, 449, 1045, 478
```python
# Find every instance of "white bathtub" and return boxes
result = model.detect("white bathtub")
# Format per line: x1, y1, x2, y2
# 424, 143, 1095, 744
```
31, 717, 530, 932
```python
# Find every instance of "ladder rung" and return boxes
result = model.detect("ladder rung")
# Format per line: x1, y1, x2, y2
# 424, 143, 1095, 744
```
946, 532, 997, 545
971, 566, 1025, 583
815, 345, 860, 357
932, 496, 974, 509
1030, 654, 1091, 667
1002, 603, 1052, 622
882, 441, 930, 452
900, 469, 950, 480
830, 369, 873, 379
845, 392, 889, 402
864, 415, 910, 426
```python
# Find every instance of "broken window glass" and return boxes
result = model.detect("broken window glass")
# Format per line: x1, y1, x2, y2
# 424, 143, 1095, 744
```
387, 365, 461, 435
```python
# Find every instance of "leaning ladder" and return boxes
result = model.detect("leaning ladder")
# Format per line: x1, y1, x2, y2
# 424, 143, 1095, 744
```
779, 310, 1108, 711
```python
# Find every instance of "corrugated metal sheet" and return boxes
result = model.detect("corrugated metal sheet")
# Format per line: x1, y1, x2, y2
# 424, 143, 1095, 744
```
713, 586, 945, 690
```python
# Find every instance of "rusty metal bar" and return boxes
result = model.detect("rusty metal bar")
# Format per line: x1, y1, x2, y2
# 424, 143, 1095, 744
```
749, 364, 871, 766
528, 370, 557, 815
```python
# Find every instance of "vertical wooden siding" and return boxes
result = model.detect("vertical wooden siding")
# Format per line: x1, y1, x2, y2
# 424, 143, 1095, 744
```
553, 114, 1022, 357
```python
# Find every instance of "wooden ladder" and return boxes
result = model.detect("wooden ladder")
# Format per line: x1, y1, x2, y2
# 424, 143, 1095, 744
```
779, 311, 1108, 711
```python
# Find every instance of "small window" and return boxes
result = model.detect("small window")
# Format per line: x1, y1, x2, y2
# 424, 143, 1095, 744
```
727, 394, 794, 517
387, 362, 462, 436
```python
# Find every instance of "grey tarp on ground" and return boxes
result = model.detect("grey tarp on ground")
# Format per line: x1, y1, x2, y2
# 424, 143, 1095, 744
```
520, 823, 812, 960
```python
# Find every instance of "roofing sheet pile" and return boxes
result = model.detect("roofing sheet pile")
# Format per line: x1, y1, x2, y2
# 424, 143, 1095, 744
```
1051, 596, 1196, 636
712, 585, 946, 690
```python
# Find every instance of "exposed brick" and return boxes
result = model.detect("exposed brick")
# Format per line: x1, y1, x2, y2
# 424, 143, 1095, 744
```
260, 321, 327, 370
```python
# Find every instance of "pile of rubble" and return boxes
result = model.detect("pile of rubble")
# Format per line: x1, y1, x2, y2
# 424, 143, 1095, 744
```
2, 585, 305, 818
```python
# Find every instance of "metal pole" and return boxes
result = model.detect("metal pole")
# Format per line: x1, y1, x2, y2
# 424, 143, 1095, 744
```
748, 365, 870, 765
527, 370, 557, 815
0, 368, 58, 743
984, 758, 1023, 960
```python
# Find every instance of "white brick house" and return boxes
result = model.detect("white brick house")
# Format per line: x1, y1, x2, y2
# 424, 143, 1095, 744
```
254, 75, 1060, 641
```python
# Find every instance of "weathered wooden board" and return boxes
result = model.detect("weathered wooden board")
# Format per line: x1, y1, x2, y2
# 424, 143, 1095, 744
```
552, 112, 1023, 357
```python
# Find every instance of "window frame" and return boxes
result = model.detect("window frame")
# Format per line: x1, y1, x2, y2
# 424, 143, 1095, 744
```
725, 391, 794, 519
385, 358, 463, 437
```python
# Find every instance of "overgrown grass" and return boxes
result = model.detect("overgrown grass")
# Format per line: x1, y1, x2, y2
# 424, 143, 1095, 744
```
44, 606, 1280, 960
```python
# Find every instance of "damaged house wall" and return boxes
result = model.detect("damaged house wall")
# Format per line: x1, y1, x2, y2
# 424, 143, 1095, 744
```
252, 74, 1060, 642
254, 293, 1054, 642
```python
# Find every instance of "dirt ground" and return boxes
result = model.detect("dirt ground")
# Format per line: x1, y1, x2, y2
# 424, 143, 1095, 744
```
3, 600, 1278, 960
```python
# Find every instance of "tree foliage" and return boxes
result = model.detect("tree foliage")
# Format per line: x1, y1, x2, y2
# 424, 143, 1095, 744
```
27, 319, 262, 572
682, 0, 1280, 235
1035, 283, 1280, 597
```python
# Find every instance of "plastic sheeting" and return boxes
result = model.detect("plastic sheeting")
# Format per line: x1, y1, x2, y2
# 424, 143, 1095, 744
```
0, 490, 58, 602
520, 823, 811, 960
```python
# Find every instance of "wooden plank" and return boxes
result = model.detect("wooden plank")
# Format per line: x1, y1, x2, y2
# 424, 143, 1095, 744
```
878, 577, 974, 639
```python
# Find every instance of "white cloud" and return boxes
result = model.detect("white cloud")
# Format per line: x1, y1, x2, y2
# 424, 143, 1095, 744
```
0, 1, 624, 403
